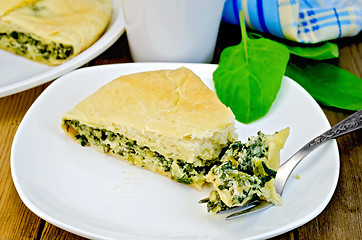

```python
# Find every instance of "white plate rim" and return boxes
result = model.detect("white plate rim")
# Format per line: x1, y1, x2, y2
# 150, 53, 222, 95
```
0, 0, 125, 98
11, 62, 340, 240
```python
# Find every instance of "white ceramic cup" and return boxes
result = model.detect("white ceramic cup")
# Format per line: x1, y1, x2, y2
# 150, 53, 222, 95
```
120, 0, 225, 63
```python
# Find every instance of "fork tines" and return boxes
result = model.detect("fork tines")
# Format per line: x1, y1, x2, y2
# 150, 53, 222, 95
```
199, 198, 272, 220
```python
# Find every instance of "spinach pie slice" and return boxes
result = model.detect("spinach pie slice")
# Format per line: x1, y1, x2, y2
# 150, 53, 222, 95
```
61, 67, 237, 190
0, 0, 112, 65
205, 128, 289, 213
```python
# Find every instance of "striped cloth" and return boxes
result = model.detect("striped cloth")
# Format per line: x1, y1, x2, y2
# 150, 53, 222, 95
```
222, 0, 362, 43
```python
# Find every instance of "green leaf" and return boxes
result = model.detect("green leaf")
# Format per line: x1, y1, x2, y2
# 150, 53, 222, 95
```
286, 42, 339, 60
285, 61, 362, 111
213, 12, 290, 123
248, 31, 339, 60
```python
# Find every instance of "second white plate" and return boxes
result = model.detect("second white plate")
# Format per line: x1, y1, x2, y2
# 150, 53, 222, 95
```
11, 63, 339, 240
0, 0, 125, 98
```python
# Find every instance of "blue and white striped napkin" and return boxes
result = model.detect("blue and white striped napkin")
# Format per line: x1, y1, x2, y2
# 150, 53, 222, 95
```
222, 0, 362, 43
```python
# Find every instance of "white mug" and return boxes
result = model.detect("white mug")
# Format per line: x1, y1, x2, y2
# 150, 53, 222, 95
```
121, 0, 225, 63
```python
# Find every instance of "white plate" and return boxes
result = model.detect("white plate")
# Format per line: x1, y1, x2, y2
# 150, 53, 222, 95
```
11, 63, 339, 240
0, 0, 124, 98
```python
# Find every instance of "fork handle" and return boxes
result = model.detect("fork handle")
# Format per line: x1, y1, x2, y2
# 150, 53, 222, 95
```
275, 109, 362, 194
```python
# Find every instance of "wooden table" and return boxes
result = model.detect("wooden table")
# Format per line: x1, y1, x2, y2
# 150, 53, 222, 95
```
0, 22, 361, 239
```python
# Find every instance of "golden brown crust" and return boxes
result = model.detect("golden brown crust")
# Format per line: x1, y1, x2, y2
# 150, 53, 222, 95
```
0, 0, 37, 16
265, 127, 290, 171
62, 67, 237, 163
63, 67, 235, 138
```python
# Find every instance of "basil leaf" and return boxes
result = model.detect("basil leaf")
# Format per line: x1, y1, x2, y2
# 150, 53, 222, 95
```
285, 61, 362, 111
213, 13, 290, 124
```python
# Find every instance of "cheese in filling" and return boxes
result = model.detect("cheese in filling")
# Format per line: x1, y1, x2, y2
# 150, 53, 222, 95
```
0, 31, 73, 61
64, 120, 222, 189
205, 128, 289, 213
64, 118, 289, 209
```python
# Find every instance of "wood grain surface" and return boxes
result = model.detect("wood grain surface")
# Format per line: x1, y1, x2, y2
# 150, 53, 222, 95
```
0, 22, 361, 240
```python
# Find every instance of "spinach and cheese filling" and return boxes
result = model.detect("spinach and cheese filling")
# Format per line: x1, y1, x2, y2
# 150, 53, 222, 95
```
0, 31, 74, 61
64, 120, 222, 188
205, 128, 289, 213
206, 190, 231, 213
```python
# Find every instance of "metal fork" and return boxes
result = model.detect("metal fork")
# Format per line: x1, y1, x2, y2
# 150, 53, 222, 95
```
202, 109, 362, 220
